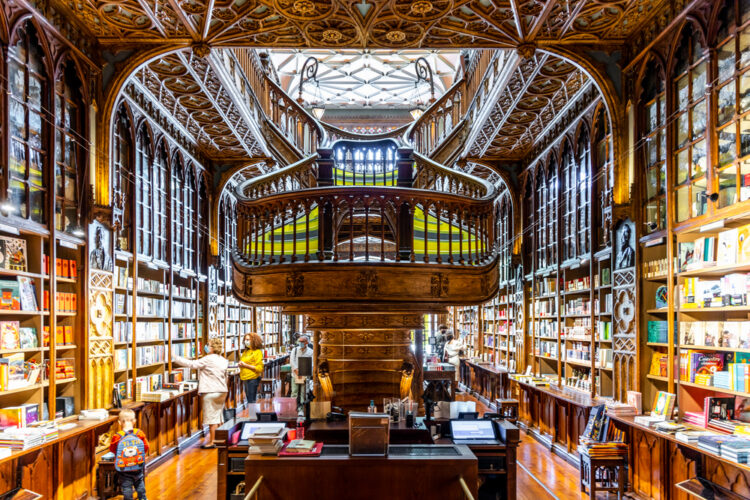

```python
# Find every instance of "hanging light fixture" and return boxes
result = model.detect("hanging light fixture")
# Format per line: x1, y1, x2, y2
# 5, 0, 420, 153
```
312, 106, 325, 120
410, 108, 424, 120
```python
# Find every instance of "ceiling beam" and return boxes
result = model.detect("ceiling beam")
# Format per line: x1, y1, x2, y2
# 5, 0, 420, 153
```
508, 0, 525, 40
202, 0, 215, 40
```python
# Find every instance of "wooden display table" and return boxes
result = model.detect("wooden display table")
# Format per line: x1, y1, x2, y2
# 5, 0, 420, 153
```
510, 378, 601, 465
0, 416, 117, 499
608, 414, 750, 499
245, 444, 478, 500
461, 360, 510, 408
423, 366, 458, 401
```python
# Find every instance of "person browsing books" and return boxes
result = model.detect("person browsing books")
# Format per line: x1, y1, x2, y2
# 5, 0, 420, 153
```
290, 335, 313, 402
110, 409, 149, 500
444, 333, 465, 382
172, 337, 228, 449
239, 332, 264, 404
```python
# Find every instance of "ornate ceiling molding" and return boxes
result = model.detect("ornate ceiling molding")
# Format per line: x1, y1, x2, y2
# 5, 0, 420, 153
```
47, 0, 668, 49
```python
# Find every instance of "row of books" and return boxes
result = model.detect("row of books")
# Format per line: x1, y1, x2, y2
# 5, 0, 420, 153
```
535, 278, 557, 295
644, 257, 668, 278
224, 308, 252, 321
0, 355, 40, 391
0, 425, 58, 450
678, 226, 750, 271
46, 359, 74, 381
680, 321, 750, 348
0, 322, 38, 350
678, 350, 750, 384
0, 277, 37, 311
681, 274, 749, 308
533, 300, 556, 316
172, 342, 195, 359
647, 321, 676, 344
533, 320, 558, 338
43, 256, 78, 279
565, 276, 591, 292
136, 345, 166, 367
43, 291, 77, 313
564, 318, 591, 338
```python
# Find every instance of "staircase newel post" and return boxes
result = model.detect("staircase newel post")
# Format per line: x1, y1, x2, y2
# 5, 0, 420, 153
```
318, 148, 334, 186
397, 148, 413, 188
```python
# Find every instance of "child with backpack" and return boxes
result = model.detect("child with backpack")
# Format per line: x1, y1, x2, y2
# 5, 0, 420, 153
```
109, 409, 149, 500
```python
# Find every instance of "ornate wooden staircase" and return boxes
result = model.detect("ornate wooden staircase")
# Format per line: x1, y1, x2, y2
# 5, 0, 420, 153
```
231, 138, 503, 410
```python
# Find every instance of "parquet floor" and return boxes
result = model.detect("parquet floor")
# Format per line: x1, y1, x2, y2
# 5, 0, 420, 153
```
141, 393, 588, 500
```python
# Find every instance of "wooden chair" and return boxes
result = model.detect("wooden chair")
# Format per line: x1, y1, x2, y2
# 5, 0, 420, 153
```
580, 453, 627, 500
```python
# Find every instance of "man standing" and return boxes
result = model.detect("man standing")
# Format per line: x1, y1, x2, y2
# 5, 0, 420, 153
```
290, 335, 313, 403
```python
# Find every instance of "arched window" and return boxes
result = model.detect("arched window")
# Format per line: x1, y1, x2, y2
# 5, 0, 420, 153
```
535, 167, 547, 270
561, 144, 576, 261
594, 108, 613, 247
135, 126, 152, 256
54, 62, 84, 234
577, 132, 590, 256
113, 107, 133, 251
171, 156, 184, 268
715, 0, 750, 207
153, 145, 168, 262
197, 175, 209, 275
8, 23, 47, 224
546, 159, 558, 268
641, 59, 667, 233
183, 166, 196, 271
673, 25, 708, 222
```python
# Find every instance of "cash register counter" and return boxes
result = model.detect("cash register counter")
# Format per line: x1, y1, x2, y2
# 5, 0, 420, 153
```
245, 444, 478, 500
217, 417, 520, 500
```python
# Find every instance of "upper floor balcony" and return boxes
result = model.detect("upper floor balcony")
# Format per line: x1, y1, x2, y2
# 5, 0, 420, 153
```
231, 138, 502, 310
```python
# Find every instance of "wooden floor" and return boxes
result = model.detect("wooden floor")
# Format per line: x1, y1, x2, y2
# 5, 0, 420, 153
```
140, 394, 591, 500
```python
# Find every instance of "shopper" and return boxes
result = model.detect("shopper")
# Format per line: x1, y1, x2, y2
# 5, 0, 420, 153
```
435, 324, 449, 360
239, 332, 264, 404
110, 409, 149, 500
290, 335, 313, 401
444, 333, 465, 382
172, 337, 228, 449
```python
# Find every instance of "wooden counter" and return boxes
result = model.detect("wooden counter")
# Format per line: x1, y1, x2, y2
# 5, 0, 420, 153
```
0, 416, 116, 499
245, 444, 478, 500
306, 419, 433, 444
461, 360, 510, 408
609, 414, 750, 499
509, 378, 602, 465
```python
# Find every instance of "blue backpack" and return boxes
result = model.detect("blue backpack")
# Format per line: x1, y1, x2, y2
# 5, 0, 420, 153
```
114, 430, 146, 472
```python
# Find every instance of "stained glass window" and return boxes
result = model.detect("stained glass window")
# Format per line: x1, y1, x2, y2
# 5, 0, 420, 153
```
54, 65, 83, 234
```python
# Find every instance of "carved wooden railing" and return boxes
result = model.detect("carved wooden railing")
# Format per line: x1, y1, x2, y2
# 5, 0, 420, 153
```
228, 49, 324, 157
233, 141, 497, 267
408, 50, 500, 155
235, 154, 319, 200
234, 186, 496, 266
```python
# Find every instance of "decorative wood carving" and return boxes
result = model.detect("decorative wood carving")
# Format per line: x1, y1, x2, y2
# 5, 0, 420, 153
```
89, 269, 114, 410
430, 273, 449, 298
286, 271, 304, 297
354, 270, 378, 297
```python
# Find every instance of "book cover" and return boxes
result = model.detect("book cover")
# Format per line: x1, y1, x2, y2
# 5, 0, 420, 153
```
694, 237, 706, 266
17, 277, 37, 312
652, 391, 676, 418
679, 242, 695, 271
0, 322, 20, 350
720, 322, 741, 348
705, 236, 717, 264
718, 228, 739, 266
0, 280, 20, 310
738, 223, 750, 264
2, 237, 27, 272
18, 328, 37, 349
627, 391, 642, 414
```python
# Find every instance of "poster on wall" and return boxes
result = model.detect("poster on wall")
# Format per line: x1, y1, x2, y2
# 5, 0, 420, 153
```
615, 219, 635, 270
89, 221, 113, 272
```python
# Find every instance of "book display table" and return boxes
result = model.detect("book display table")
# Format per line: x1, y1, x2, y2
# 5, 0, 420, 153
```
462, 360, 510, 407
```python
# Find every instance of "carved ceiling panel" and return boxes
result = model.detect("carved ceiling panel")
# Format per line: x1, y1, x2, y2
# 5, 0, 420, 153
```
51, 0, 669, 49
132, 51, 264, 159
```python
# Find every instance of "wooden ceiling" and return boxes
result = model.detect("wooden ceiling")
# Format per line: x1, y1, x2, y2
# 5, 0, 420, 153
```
58, 0, 665, 49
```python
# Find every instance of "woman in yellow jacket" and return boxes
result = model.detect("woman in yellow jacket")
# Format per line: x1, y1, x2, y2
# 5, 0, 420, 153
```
238, 332, 264, 404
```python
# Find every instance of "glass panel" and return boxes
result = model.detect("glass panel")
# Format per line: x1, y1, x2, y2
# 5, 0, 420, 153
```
719, 126, 738, 166
9, 140, 25, 175
693, 62, 707, 99
741, 72, 750, 112
659, 162, 666, 195
741, 116, 750, 157
9, 100, 24, 139
676, 187, 690, 222
693, 176, 708, 216
29, 187, 43, 224
28, 111, 42, 149
660, 129, 667, 162
692, 140, 707, 178
718, 81, 737, 125
9, 61, 23, 97
676, 113, 689, 147
743, 0, 750, 24
648, 101, 658, 132
719, 41, 736, 82
742, 29, 750, 68
741, 159, 750, 202
646, 167, 658, 198
719, 165, 738, 207
28, 76, 42, 109
659, 202, 666, 228
692, 100, 707, 137
645, 203, 659, 231
65, 171, 76, 200
9, 180, 26, 219
29, 151, 43, 187
648, 135, 658, 166
677, 75, 689, 109
676, 149, 689, 184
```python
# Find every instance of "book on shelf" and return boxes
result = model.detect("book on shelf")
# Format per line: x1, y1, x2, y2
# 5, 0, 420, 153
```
649, 352, 668, 377
718, 228, 739, 266
0, 237, 27, 272
0, 321, 20, 350
19, 328, 37, 349
651, 391, 676, 419
627, 391, 642, 414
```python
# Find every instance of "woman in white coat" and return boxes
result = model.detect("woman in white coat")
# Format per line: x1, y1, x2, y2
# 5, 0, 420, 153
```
443, 333, 464, 382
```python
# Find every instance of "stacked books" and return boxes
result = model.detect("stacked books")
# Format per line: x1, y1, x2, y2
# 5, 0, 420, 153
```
708, 418, 743, 434
248, 427, 287, 455
683, 411, 706, 427
675, 430, 712, 444
605, 401, 637, 417
0, 427, 46, 449
721, 437, 750, 464
653, 421, 685, 433
284, 439, 316, 453
578, 441, 628, 458
698, 435, 730, 455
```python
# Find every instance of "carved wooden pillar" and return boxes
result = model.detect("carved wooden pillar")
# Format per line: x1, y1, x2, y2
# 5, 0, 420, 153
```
396, 148, 414, 188
317, 148, 334, 186
398, 202, 413, 261
306, 313, 423, 412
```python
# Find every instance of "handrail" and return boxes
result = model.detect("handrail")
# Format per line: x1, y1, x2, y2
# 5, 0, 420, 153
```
243, 476, 264, 500
321, 122, 410, 145
265, 77, 326, 140
406, 76, 465, 141
235, 154, 319, 201
459, 477, 475, 500
413, 152, 496, 200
